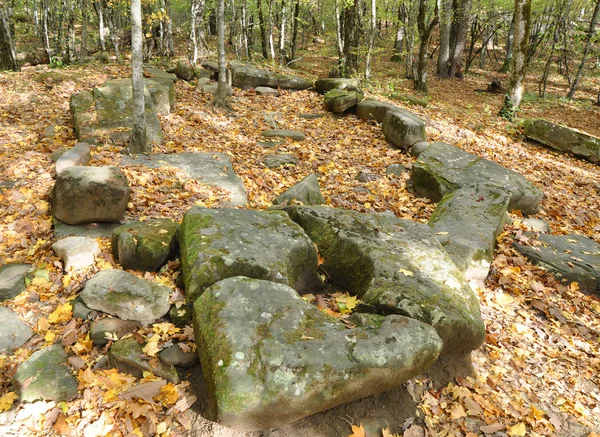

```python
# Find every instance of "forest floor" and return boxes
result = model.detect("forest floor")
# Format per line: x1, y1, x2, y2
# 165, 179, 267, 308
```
1, 40, 600, 437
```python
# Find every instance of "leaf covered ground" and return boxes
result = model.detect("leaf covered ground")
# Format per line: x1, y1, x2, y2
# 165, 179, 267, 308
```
0, 50, 599, 437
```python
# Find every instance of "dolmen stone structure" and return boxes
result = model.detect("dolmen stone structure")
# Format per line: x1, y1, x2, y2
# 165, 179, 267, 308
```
317, 78, 364, 114
230, 62, 311, 90
524, 118, 600, 164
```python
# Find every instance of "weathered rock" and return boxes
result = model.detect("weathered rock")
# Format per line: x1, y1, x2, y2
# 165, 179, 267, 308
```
193, 277, 442, 431
231, 63, 311, 90
194, 69, 211, 79
51, 166, 130, 225
111, 219, 180, 272
158, 344, 199, 368
410, 141, 430, 158
51, 148, 68, 162
13, 344, 78, 402
69, 91, 95, 140
175, 60, 194, 81
180, 207, 323, 305
0, 307, 33, 353
261, 129, 306, 142
52, 236, 100, 271
428, 184, 510, 288
284, 206, 486, 353
389, 93, 429, 108
72, 296, 92, 319
201, 60, 219, 79
53, 219, 123, 239
514, 234, 600, 292
55, 142, 91, 173
299, 113, 326, 120
0, 263, 32, 301
272, 173, 325, 206
195, 77, 211, 90
324, 89, 364, 113
169, 304, 191, 327
255, 86, 278, 96
412, 142, 544, 215
524, 118, 600, 164
121, 152, 247, 206
522, 218, 550, 233
144, 66, 177, 82
81, 269, 171, 325
90, 317, 142, 346
109, 337, 179, 383
385, 163, 406, 177
264, 154, 299, 168
356, 99, 400, 123
201, 83, 234, 96
315, 78, 361, 94
355, 171, 377, 183
382, 109, 427, 150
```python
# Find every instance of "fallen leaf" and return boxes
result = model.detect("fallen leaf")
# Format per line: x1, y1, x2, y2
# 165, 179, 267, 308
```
119, 380, 166, 402
348, 424, 365, 437
508, 422, 527, 437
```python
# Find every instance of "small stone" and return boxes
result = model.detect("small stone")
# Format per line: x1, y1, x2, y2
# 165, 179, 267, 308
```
109, 337, 179, 383
169, 305, 190, 328
264, 154, 299, 169
201, 83, 233, 96
522, 218, 551, 233
0, 307, 33, 353
175, 60, 194, 81
51, 148, 68, 162
324, 88, 364, 113
299, 113, 325, 120
158, 344, 199, 368
52, 236, 100, 271
355, 171, 377, 183
261, 129, 306, 142
71, 296, 93, 319
386, 163, 407, 176
257, 140, 284, 148
195, 78, 211, 91
55, 143, 91, 173
13, 344, 78, 402
90, 317, 142, 346
272, 173, 325, 206
0, 263, 32, 301
256, 86, 278, 96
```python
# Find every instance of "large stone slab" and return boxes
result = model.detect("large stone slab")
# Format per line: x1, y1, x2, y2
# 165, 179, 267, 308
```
13, 344, 78, 402
412, 142, 543, 215
112, 219, 180, 272
55, 142, 91, 173
121, 152, 247, 207
0, 263, 32, 301
382, 109, 427, 150
0, 307, 33, 353
81, 269, 172, 325
514, 233, 600, 292
51, 166, 130, 225
428, 184, 510, 288
315, 78, 361, 94
356, 99, 400, 123
231, 63, 311, 90
324, 89, 364, 113
180, 207, 323, 305
284, 206, 486, 353
193, 277, 442, 431
524, 118, 600, 164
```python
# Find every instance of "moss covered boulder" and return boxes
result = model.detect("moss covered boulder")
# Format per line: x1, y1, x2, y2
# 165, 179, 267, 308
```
109, 337, 179, 383
284, 206, 486, 353
13, 345, 78, 402
412, 142, 543, 215
112, 219, 180, 272
272, 173, 325, 206
382, 108, 426, 150
324, 88, 364, 113
231, 63, 311, 90
356, 99, 400, 123
524, 118, 600, 164
81, 269, 171, 325
428, 184, 510, 289
193, 277, 442, 431
314, 77, 361, 94
180, 207, 323, 305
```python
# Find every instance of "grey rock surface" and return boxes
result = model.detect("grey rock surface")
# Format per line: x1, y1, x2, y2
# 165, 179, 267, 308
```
0, 307, 33, 353
81, 269, 172, 325
201, 83, 234, 96
261, 129, 306, 142
175, 60, 194, 81
111, 219, 180, 272
90, 317, 142, 346
514, 233, 600, 292
51, 166, 130, 225
356, 99, 400, 123
315, 78, 361, 94
109, 337, 179, 383
272, 173, 325, 206
382, 109, 427, 150
53, 219, 123, 239
52, 236, 100, 271
180, 207, 323, 305
385, 163, 406, 177
283, 206, 486, 353
428, 184, 510, 288
255, 86, 279, 96
0, 263, 32, 301
231, 63, 311, 90
324, 89, 364, 113
158, 344, 199, 368
193, 277, 442, 431
13, 344, 78, 402
522, 218, 551, 233
524, 118, 600, 164
412, 142, 544, 215
121, 152, 247, 207
264, 154, 299, 168
55, 142, 91, 173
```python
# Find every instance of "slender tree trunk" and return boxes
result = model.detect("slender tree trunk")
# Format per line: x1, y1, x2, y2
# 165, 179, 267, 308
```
130, 0, 148, 152
365, 0, 376, 78
394, 3, 407, 52
241, 0, 250, 58
94, 1, 106, 51
0, 6, 19, 71
278, 0, 287, 61
80, 0, 89, 60
189, 0, 199, 63
106, 5, 120, 58
448, 0, 471, 77
165, 0, 173, 56
66, 0, 76, 61
437, 0, 451, 75
414, 0, 438, 92
213, 0, 232, 109
335, 0, 345, 73
267, 0, 275, 59
289, 0, 300, 62
41, 0, 52, 62
500, 0, 531, 119
257, 0, 269, 58
567, 0, 600, 99
499, 15, 513, 72
343, 0, 361, 76
405, 0, 416, 77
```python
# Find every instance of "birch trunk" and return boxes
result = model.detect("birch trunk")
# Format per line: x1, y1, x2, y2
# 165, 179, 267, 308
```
567, 0, 600, 99
437, 0, 451, 75
365, 0, 376, 79
130, 0, 149, 153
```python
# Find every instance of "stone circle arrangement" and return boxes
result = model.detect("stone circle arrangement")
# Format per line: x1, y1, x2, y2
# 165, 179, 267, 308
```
1, 61, 599, 432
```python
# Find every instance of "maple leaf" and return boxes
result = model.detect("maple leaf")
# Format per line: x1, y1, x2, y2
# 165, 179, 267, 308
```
119, 380, 166, 402
508, 422, 526, 437
143, 334, 161, 357
0, 392, 18, 412
336, 294, 359, 314
158, 383, 179, 405
348, 424, 365, 437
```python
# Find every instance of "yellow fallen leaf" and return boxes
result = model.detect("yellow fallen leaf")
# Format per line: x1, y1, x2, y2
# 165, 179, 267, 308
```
45, 330, 56, 342
158, 383, 179, 405
156, 422, 168, 434
348, 424, 365, 437
508, 422, 526, 437
399, 268, 414, 277
48, 303, 72, 324
142, 334, 161, 357
0, 392, 18, 412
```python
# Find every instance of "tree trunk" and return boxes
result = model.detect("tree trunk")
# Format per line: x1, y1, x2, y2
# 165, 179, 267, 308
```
0, 6, 19, 71
365, 0, 376, 79
499, 15, 513, 72
343, 0, 361, 76
567, 0, 600, 99
414, 0, 438, 93
257, 0, 269, 58
267, 0, 275, 59
165, 0, 174, 56
500, 0, 531, 119
130, 0, 149, 153
448, 0, 471, 77
95, 0, 106, 51
213, 0, 232, 109
394, 3, 407, 52
41, 0, 52, 62
241, 0, 250, 58
437, 0, 451, 75
289, 0, 300, 62
80, 0, 89, 60
335, 0, 345, 73
106, 5, 120, 59
404, 0, 416, 77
